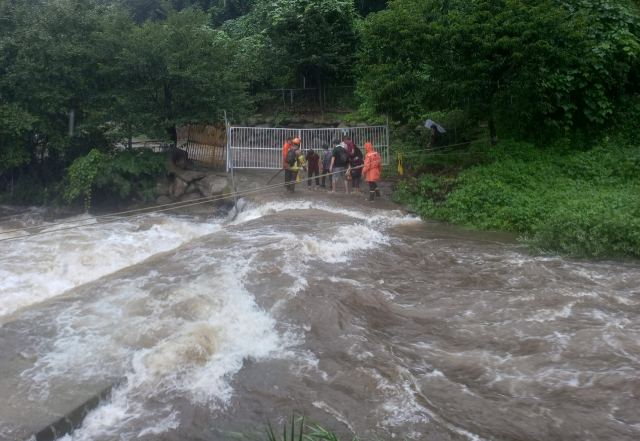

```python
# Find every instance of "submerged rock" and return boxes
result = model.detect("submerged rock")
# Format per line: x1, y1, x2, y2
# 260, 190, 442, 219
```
155, 195, 173, 205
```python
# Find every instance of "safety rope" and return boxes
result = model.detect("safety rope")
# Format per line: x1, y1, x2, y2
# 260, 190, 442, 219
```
0, 157, 384, 243
390, 138, 491, 156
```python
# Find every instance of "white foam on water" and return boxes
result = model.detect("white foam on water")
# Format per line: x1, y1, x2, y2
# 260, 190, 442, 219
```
525, 302, 575, 322
231, 198, 421, 229
1, 196, 403, 321
286, 224, 388, 264
21, 251, 288, 440
0, 214, 220, 319
312, 401, 357, 434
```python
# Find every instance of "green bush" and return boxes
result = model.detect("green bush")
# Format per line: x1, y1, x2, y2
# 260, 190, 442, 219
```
64, 148, 167, 211
395, 141, 640, 257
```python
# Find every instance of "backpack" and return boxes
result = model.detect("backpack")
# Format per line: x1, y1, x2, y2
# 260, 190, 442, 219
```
285, 148, 298, 167
337, 146, 348, 164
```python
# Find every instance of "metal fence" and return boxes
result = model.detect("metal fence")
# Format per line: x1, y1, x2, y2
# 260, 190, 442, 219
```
183, 123, 226, 167
227, 126, 389, 170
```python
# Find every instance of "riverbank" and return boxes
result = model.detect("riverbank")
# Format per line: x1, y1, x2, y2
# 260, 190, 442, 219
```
394, 140, 640, 258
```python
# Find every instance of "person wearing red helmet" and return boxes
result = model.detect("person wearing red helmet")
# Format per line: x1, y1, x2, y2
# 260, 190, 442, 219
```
284, 137, 302, 192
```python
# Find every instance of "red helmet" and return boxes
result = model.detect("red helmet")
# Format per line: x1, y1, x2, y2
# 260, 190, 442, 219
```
292, 138, 301, 145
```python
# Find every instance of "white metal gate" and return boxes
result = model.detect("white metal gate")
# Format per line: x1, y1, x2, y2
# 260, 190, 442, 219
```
226, 126, 389, 170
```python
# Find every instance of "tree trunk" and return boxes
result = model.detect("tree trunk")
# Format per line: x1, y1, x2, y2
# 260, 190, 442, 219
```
489, 116, 498, 145
316, 70, 325, 114
166, 125, 178, 148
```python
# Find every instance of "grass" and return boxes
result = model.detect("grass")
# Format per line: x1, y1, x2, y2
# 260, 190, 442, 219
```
265, 415, 405, 441
394, 139, 640, 258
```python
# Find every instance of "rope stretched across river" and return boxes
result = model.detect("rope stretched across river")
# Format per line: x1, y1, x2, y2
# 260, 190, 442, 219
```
390, 138, 491, 156
0, 158, 383, 243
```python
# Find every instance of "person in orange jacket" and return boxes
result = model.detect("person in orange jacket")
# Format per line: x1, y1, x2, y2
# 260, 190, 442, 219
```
362, 142, 382, 202
283, 137, 293, 168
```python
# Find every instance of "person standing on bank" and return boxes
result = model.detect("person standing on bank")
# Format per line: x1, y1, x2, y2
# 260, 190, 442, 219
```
343, 136, 356, 158
306, 149, 320, 190
362, 142, 382, 202
284, 137, 301, 191
427, 126, 440, 148
286, 148, 306, 192
320, 144, 332, 188
330, 140, 350, 194
348, 149, 364, 196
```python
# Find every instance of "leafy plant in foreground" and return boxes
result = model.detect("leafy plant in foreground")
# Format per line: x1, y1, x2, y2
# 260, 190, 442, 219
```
64, 149, 167, 211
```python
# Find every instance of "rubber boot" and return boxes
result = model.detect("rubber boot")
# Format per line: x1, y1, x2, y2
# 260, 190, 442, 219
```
368, 191, 375, 202
375, 187, 381, 198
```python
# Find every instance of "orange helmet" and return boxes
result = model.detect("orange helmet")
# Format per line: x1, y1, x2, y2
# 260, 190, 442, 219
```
292, 138, 301, 145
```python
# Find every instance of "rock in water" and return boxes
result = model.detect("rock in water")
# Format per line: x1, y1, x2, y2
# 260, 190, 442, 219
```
179, 193, 201, 202
195, 175, 229, 197
221, 185, 235, 205
155, 195, 173, 205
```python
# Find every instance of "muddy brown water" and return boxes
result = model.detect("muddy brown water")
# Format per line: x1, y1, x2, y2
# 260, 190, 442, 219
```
0, 193, 639, 441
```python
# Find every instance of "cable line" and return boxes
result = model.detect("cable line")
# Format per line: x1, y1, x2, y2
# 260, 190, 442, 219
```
0, 159, 383, 243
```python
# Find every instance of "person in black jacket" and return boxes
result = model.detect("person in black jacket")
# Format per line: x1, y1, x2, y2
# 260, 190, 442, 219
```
348, 147, 364, 196
329, 140, 350, 194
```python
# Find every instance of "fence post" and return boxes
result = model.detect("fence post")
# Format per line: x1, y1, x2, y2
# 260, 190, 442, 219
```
225, 112, 230, 172
386, 114, 391, 168
224, 110, 238, 209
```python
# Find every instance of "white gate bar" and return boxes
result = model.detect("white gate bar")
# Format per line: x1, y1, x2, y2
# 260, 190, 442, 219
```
228, 126, 389, 169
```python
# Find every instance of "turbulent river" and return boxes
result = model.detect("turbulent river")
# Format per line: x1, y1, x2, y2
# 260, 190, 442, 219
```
0, 194, 639, 441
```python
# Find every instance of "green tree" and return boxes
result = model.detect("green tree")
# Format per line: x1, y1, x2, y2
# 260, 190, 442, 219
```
0, 0, 116, 198
105, 5, 249, 146
253, 0, 359, 113
93, 5, 248, 146
358, 0, 640, 140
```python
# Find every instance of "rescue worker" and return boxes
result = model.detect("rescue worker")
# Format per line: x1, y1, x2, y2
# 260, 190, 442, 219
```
284, 137, 301, 191
282, 137, 293, 167
288, 148, 307, 192
362, 142, 382, 202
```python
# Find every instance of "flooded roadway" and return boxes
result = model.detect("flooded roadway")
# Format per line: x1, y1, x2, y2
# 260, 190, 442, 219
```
0, 193, 639, 440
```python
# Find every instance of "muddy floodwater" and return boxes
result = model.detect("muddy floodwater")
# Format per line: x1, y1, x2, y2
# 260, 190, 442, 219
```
0, 193, 639, 441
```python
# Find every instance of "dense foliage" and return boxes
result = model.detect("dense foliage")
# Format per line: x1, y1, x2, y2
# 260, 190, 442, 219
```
64, 148, 167, 210
359, 0, 640, 139
0, 0, 249, 205
394, 140, 640, 257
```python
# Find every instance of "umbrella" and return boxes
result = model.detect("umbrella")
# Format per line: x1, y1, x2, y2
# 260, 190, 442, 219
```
425, 119, 446, 133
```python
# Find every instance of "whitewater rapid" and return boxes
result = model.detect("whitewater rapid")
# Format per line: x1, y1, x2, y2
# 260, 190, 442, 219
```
0, 211, 221, 319
1, 196, 638, 441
